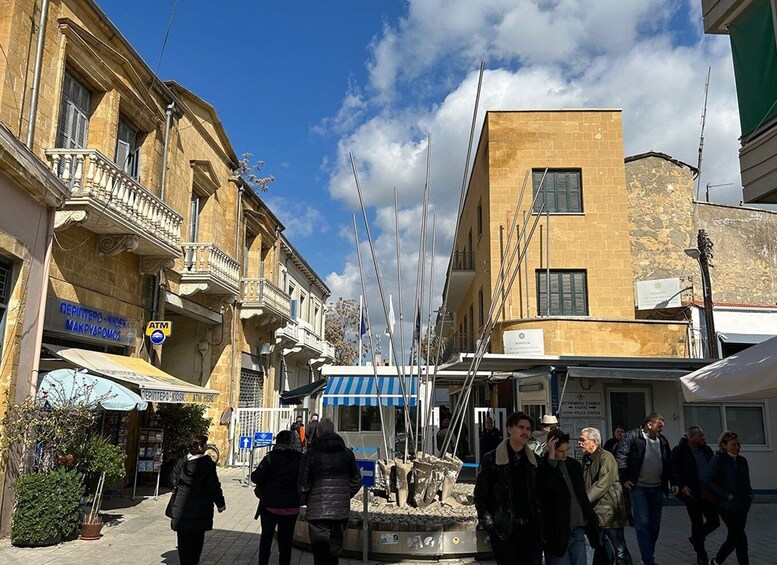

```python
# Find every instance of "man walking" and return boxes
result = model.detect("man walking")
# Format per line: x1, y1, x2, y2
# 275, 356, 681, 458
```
306, 413, 319, 449
670, 426, 719, 564
579, 427, 633, 565
298, 417, 363, 565
474, 411, 543, 565
616, 413, 671, 565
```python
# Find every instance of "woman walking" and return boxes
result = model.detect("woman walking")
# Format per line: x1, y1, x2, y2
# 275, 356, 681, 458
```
705, 431, 752, 565
251, 430, 303, 565
169, 434, 226, 565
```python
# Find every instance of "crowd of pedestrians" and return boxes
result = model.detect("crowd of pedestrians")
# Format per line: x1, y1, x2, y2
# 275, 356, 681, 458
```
475, 411, 753, 565
164, 410, 752, 565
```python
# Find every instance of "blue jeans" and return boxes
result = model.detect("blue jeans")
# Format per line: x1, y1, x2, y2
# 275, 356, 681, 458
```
546, 526, 588, 565
630, 485, 663, 564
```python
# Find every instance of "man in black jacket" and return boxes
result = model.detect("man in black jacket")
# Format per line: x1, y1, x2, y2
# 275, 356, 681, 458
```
670, 426, 719, 565
474, 411, 543, 565
615, 412, 671, 565
298, 417, 362, 565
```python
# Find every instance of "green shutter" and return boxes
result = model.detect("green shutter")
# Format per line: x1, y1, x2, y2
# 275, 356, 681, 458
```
729, 0, 777, 138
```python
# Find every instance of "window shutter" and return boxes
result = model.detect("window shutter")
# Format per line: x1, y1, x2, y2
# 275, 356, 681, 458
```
115, 139, 130, 173
0, 259, 11, 304
532, 171, 546, 212
556, 173, 568, 213
568, 172, 581, 213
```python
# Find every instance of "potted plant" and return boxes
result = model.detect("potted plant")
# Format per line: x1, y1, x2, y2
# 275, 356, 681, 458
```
74, 434, 126, 540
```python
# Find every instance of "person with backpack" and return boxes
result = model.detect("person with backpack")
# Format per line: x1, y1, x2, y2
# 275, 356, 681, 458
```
251, 430, 303, 565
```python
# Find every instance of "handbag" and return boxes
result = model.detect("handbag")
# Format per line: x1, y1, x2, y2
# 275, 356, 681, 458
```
165, 487, 178, 518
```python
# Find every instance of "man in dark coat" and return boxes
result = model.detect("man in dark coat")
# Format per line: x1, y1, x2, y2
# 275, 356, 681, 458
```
479, 416, 503, 458
670, 426, 719, 564
306, 413, 319, 449
251, 430, 303, 565
298, 417, 362, 565
541, 428, 599, 564
474, 411, 543, 565
615, 412, 671, 565
169, 435, 226, 565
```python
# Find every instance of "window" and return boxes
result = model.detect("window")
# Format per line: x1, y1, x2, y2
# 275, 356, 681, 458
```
477, 202, 483, 237
0, 258, 12, 360
536, 270, 588, 316
57, 71, 91, 150
478, 288, 485, 329
116, 118, 140, 180
238, 369, 263, 409
189, 192, 203, 241
300, 292, 307, 320
337, 406, 381, 432
532, 169, 582, 214
683, 404, 767, 446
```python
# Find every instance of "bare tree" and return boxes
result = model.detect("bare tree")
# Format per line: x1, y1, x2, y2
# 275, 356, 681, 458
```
325, 298, 360, 365
417, 327, 449, 365
237, 152, 275, 193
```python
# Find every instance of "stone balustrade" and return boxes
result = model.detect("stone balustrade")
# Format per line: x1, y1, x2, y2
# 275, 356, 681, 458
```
241, 278, 291, 316
182, 242, 241, 295
46, 148, 182, 251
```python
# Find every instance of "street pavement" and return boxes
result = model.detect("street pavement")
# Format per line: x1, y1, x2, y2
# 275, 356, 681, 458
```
0, 466, 775, 564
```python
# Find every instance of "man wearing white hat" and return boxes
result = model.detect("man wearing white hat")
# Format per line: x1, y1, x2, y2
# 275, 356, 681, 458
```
529, 414, 559, 456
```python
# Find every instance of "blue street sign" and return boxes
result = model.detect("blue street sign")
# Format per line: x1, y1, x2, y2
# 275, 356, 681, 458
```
254, 431, 273, 447
238, 435, 252, 450
356, 459, 376, 487
149, 329, 166, 345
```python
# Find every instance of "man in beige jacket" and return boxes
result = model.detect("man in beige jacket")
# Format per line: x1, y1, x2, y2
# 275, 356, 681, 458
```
580, 427, 633, 565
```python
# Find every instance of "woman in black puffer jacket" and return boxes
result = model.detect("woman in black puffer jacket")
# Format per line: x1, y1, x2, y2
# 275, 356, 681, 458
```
298, 417, 363, 565
251, 430, 302, 565
169, 435, 226, 565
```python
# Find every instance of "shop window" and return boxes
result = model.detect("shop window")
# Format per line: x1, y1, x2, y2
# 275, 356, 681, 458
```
57, 71, 91, 150
337, 405, 381, 432
116, 118, 141, 180
532, 169, 582, 213
0, 257, 12, 360
683, 403, 767, 446
536, 270, 588, 316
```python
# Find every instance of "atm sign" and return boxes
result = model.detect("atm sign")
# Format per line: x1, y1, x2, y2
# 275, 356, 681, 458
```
145, 321, 172, 336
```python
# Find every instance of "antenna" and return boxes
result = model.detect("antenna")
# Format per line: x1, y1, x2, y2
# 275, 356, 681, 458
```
695, 67, 711, 201
705, 182, 734, 203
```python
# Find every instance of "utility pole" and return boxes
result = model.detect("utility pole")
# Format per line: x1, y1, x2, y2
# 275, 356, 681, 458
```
697, 229, 718, 358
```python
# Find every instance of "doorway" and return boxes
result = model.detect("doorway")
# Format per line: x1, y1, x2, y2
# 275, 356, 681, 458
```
608, 387, 651, 435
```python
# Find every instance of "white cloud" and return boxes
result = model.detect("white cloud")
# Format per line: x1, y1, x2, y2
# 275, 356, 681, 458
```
265, 196, 328, 239
322, 0, 745, 356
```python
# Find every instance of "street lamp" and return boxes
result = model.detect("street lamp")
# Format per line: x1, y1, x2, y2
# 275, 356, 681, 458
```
685, 229, 719, 358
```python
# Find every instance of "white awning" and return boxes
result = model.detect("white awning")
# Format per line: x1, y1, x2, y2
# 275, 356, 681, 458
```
48, 346, 219, 404
681, 336, 777, 401
567, 367, 690, 381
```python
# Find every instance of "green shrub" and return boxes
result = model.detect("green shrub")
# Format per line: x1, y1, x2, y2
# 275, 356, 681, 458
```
12, 468, 84, 546
156, 404, 212, 463
71, 434, 126, 497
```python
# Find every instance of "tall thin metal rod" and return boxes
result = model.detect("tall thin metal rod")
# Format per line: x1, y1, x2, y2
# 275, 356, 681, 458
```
444, 201, 546, 456
426, 63, 486, 453
421, 216, 437, 454
352, 216, 391, 459
695, 67, 711, 201
350, 154, 414, 450
443, 181, 545, 456
523, 211, 530, 317
545, 180, 550, 317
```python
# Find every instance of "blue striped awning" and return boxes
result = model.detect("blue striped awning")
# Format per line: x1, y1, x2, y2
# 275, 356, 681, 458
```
322, 375, 417, 407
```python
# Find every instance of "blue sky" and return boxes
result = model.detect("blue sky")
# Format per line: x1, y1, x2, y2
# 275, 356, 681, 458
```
101, 0, 744, 354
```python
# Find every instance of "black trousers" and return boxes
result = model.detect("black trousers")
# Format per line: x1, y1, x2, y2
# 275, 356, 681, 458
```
308, 519, 347, 565
716, 508, 749, 565
259, 509, 298, 565
686, 497, 720, 558
177, 530, 206, 565
489, 525, 542, 565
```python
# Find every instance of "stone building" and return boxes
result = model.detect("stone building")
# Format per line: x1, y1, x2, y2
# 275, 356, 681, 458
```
0, 0, 331, 529
440, 110, 699, 465
625, 151, 777, 488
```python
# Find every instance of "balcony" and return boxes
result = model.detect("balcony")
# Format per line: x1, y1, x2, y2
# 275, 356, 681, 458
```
46, 148, 182, 263
740, 123, 777, 204
441, 332, 478, 362
278, 322, 336, 364
180, 243, 240, 298
444, 251, 475, 313
240, 278, 292, 328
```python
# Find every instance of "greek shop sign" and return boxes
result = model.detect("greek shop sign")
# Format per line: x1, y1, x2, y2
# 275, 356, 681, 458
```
140, 389, 218, 404
45, 297, 136, 346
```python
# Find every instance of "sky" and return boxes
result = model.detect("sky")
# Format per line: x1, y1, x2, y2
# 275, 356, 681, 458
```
100, 0, 750, 357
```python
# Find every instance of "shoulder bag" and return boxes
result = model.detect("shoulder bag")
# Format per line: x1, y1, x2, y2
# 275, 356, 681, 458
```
165, 457, 186, 518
